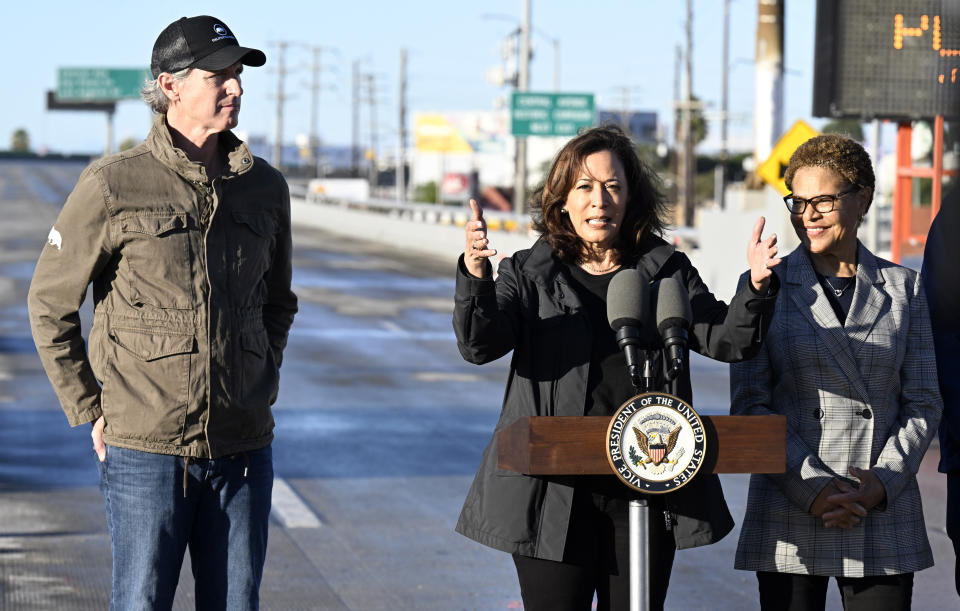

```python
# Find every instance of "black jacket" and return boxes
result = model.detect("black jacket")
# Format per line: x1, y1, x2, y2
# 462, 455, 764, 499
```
453, 236, 778, 560
922, 190, 960, 473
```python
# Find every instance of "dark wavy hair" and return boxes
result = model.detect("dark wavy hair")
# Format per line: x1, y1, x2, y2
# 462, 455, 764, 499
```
529, 124, 670, 263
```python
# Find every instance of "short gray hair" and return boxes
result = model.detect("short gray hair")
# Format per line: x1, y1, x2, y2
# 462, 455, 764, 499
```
140, 68, 192, 114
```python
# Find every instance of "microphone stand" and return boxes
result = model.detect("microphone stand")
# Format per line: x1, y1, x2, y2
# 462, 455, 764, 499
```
629, 349, 656, 611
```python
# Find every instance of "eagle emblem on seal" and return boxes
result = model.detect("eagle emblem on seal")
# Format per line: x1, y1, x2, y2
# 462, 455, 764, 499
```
633, 425, 681, 470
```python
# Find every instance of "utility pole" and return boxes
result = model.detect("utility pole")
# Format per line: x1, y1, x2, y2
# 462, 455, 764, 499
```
716, 0, 731, 210
364, 73, 379, 190
397, 48, 408, 203
618, 88, 630, 133
673, 45, 681, 206
512, 0, 531, 216
272, 41, 289, 171
613, 86, 637, 135
677, 0, 695, 227
306, 45, 335, 178
551, 37, 559, 91
754, 0, 784, 165
351, 59, 361, 176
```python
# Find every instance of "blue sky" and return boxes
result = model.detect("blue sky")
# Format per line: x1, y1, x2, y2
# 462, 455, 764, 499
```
4, 0, 819, 156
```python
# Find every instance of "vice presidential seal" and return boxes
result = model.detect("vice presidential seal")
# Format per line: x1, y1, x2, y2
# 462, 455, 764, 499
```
605, 392, 707, 494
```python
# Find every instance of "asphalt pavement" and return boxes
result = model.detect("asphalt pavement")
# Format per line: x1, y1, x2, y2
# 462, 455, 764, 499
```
0, 159, 954, 610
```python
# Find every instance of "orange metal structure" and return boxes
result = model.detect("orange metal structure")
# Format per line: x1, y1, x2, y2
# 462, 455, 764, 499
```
891, 116, 954, 263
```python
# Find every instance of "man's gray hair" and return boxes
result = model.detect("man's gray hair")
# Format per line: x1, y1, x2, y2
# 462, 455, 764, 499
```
140, 68, 192, 114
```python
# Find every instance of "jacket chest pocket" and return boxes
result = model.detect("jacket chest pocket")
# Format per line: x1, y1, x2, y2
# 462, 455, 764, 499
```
229, 211, 276, 300
119, 211, 195, 309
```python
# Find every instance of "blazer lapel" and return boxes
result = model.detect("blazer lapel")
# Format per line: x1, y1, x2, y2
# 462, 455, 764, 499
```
786, 249, 872, 404
845, 243, 888, 359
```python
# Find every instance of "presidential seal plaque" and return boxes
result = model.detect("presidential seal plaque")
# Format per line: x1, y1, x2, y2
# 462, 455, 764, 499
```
605, 392, 707, 494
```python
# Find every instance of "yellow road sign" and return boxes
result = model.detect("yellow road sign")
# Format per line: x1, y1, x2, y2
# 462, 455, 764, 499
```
757, 120, 819, 195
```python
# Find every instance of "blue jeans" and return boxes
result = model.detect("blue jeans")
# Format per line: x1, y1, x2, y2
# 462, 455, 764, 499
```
97, 444, 273, 611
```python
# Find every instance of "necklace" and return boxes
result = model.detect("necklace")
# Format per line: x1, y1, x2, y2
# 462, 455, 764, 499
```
584, 262, 621, 274
823, 276, 854, 297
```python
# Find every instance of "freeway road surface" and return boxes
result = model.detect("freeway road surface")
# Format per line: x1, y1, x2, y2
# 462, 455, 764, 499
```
0, 159, 953, 609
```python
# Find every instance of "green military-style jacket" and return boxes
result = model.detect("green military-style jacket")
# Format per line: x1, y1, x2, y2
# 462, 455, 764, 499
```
28, 115, 298, 458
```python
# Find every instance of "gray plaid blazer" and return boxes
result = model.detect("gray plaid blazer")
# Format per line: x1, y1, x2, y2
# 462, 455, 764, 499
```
729, 243, 942, 576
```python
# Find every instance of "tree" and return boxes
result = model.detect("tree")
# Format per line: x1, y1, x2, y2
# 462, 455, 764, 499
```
690, 96, 708, 146
11, 128, 30, 152
821, 119, 864, 142
674, 96, 708, 147
413, 181, 438, 204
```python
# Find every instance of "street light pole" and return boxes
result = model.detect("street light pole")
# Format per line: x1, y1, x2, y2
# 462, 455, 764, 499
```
512, 0, 531, 216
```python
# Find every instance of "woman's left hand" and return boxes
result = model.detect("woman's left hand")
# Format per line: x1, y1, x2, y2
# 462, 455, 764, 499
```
823, 466, 888, 528
746, 216, 781, 293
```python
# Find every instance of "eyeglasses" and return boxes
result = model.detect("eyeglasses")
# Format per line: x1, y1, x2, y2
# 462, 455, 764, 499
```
783, 186, 860, 215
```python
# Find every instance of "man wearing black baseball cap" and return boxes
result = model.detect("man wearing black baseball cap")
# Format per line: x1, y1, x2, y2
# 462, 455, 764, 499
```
28, 15, 297, 610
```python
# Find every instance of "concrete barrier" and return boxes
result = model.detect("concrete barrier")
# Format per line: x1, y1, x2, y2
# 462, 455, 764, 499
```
291, 197, 539, 269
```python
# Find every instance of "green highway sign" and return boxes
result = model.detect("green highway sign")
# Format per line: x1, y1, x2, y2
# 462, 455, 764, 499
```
57, 68, 151, 102
511, 92, 595, 137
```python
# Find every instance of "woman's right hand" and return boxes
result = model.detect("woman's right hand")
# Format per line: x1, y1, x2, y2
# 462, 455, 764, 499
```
810, 478, 866, 529
464, 198, 497, 278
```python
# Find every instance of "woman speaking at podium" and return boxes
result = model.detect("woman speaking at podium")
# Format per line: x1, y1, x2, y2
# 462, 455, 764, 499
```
730, 134, 943, 610
453, 125, 780, 610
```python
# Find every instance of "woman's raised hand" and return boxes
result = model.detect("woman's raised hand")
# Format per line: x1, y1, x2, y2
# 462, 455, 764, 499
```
464, 199, 497, 278
746, 216, 781, 293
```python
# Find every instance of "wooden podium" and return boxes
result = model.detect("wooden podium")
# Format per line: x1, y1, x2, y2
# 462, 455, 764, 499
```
498, 414, 786, 611
498, 415, 786, 475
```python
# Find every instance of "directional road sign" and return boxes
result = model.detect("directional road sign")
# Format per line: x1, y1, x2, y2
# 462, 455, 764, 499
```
57, 68, 151, 102
511, 92, 595, 137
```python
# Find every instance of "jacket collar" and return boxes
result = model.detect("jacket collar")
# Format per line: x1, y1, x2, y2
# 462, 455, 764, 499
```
784, 241, 885, 404
146, 114, 256, 183
516, 234, 677, 312
520, 234, 676, 281
631, 235, 677, 280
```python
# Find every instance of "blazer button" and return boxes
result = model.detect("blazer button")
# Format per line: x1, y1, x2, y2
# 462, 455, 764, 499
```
812, 407, 824, 420
858, 408, 872, 420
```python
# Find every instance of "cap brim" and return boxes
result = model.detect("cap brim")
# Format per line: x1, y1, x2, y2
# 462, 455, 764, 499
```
192, 46, 266, 72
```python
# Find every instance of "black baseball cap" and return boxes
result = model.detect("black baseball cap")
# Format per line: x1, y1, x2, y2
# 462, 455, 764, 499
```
151, 16, 266, 78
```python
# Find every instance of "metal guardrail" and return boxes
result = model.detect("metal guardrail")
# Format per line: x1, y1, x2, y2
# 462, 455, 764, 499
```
303, 190, 533, 233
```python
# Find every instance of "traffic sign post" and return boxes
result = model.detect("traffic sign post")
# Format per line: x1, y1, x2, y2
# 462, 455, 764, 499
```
57, 68, 150, 102
511, 92, 595, 137
50, 67, 150, 156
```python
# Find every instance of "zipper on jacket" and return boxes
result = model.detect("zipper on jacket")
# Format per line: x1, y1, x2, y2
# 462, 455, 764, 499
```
663, 509, 674, 530
190, 178, 216, 456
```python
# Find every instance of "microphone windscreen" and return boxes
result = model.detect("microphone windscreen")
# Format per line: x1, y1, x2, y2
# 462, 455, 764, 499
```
655, 277, 692, 333
607, 269, 648, 330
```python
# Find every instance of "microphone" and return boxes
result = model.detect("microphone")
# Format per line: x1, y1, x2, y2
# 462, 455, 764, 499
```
655, 277, 692, 382
607, 269, 650, 391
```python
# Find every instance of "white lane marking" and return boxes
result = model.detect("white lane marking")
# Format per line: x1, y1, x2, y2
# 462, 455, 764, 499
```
413, 372, 485, 383
271, 478, 322, 529
381, 320, 404, 334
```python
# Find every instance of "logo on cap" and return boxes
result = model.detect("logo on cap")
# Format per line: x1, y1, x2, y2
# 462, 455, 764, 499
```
211, 23, 235, 43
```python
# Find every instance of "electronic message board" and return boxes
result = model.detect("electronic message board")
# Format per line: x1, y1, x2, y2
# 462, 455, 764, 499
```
813, 0, 960, 120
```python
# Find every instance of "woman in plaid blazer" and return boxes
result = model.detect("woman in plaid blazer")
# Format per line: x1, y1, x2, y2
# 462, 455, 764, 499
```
730, 134, 943, 611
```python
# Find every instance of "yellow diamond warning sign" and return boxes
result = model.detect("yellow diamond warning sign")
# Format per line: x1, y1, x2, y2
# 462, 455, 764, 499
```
757, 120, 819, 195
